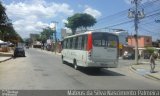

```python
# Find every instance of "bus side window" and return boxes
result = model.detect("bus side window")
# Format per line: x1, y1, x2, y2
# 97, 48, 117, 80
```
72, 37, 75, 49
78, 36, 82, 50
102, 39, 106, 46
81, 35, 85, 50
84, 35, 88, 50
66, 39, 69, 49
82, 35, 87, 50
64, 39, 67, 49
75, 37, 78, 49
70, 38, 73, 49
62, 40, 65, 49
68, 38, 71, 49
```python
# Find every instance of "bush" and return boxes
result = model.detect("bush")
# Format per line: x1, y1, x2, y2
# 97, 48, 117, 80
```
145, 47, 155, 54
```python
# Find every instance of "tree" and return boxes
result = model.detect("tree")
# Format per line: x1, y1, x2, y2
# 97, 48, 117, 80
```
40, 27, 55, 41
65, 13, 97, 35
145, 47, 155, 54
0, 2, 22, 43
0, 1, 10, 40
0, 1, 8, 25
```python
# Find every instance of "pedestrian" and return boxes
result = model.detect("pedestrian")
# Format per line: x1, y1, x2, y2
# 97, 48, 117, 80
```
149, 53, 156, 73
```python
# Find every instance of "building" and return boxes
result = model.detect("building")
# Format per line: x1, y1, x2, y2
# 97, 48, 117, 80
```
128, 35, 153, 57
61, 28, 72, 39
128, 35, 152, 48
0, 40, 8, 52
30, 34, 39, 45
113, 31, 128, 45
113, 30, 129, 56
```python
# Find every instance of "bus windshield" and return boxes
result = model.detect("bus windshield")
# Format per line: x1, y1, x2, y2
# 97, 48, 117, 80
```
92, 32, 118, 48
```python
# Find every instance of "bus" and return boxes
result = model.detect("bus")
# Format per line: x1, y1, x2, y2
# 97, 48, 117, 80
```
61, 31, 119, 70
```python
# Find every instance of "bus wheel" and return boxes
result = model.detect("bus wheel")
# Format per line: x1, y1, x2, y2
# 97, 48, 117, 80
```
62, 56, 65, 64
74, 60, 78, 70
94, 68, 101, 71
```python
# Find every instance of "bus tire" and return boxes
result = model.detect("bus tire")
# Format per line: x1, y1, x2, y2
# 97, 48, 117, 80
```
94, 68, 101, 71
73, 60, 78, 70
62, 56, 65, 64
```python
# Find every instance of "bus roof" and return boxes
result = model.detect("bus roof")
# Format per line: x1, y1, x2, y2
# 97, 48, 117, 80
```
63, 31, 117, 39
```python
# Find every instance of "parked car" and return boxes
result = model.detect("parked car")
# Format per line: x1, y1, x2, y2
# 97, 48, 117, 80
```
14, 47, 25, 57
26, 46, 29, 49
144, 54, 150, 59
123, 53, 135, 60
46, 44, 52, 51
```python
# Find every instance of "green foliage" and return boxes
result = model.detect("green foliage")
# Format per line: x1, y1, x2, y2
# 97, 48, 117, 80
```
145, 47, 155, 54
24, 38, 30, 43
0, 1, 8, 25
0, 2, 8, 40
40, 27, 55, 41
0, 2, 22, 42
65, 13, 97, 35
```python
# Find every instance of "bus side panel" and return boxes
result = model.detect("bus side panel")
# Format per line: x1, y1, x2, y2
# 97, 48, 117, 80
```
74, 50, 88, 67
62, 48, 88, 67
62, 49, 72, 63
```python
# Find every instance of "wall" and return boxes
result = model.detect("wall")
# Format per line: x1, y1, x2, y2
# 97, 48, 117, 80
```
128, 36, 152, 48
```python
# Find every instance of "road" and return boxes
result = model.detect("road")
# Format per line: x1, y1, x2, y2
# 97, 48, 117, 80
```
0, 48, 160, 90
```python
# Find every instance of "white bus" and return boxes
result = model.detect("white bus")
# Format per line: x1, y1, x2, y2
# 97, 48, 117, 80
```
61, 31, 119, 70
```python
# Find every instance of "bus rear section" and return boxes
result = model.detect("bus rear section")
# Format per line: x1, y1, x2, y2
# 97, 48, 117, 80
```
86, 32, 119, 68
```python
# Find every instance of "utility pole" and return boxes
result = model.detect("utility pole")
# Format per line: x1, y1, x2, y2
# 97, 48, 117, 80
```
50, 21, 58, 54
128, 0, 145, 64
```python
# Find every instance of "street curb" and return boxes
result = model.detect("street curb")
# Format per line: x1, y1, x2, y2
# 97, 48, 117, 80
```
0, 57, 12, 63
33, 48, 61, 56
147, 74, 160, 81
130, 65, 160, 81
130, 66, 136, 71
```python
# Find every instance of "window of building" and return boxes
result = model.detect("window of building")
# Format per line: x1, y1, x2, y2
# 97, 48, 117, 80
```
146, 38, 150, 43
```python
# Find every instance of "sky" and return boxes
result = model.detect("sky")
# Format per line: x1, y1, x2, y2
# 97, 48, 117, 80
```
2, 0, 158, 40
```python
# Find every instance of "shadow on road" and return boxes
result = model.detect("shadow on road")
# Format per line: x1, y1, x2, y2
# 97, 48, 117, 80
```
12, 55, 26, 59
64, 63, 125, 76
79, 68, 125, 76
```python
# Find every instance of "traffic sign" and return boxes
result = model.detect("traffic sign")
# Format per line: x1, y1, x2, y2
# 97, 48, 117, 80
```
119, 44, 123, 49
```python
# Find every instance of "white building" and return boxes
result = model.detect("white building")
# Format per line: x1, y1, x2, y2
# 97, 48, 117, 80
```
61, 28, 72, 39
113, 31, 128, 45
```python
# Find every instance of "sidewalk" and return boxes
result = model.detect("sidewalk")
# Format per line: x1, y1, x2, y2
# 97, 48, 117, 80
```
0, 51, 13, 57
0, 57, 12, 63
0, 51, 13, 63
131, 60, 160, 81
32, 48, 61, 56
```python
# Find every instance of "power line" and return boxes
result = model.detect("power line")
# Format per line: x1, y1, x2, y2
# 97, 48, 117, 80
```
96, 0, 160, 22
92, 0, 160, 33
93, 8, 160, 32
139, 27, 160, 36
93, 20, 133, 31
94, 0, 160, 31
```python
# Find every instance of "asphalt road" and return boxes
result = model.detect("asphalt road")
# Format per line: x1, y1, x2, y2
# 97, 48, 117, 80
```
0, 48, 160, 90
